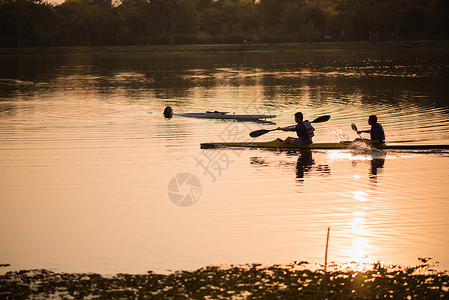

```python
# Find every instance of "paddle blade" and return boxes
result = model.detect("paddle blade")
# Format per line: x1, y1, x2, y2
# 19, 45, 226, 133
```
351, 123, 358, 131
311, 115, 331, 123
249, 129, 271, 138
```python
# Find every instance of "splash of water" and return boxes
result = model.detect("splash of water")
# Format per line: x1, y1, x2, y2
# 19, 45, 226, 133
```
328, 126, 350, 142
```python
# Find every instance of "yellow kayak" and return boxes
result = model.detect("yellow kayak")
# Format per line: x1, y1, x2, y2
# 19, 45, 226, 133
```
200, 139, 449, 150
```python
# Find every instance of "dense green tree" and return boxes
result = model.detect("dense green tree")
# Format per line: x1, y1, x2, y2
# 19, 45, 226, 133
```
92, 0, 116, 45
0, 0, 43, 46
280, 2, 305, 34
398, 0, 431, 38
152, 0, 199, 44
117, 0, 152, 44
432, 0, 449, 40
195, 0, 213, 11
175, 0, 200, 35
200, 6, 223, 35
0, 0, 447, 47
58, 0, 96, 46
239, 0, 262, 41
259, 0, 289, 41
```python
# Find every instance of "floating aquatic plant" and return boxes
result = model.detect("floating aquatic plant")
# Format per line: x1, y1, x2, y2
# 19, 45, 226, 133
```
1, 259, 448, 299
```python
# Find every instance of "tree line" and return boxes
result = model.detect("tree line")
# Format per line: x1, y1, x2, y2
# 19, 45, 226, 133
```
1, 0, 448, 47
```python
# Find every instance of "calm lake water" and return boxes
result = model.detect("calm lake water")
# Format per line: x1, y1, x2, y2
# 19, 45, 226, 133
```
1, 51, 449, 274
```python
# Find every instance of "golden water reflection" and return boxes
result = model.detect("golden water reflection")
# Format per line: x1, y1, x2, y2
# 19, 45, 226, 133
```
248, 149, 449, 271
349, 191, 370, 265
1, 53, 449, 274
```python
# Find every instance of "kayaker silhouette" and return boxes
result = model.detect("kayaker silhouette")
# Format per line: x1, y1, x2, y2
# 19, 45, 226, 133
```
356, 115, 385, 146
278, 112, 315, 145
163, 106, 173, 118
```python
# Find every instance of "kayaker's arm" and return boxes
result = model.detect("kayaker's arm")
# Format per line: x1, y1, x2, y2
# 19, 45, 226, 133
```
277, 125, 295, 131
357, 129, 370, 134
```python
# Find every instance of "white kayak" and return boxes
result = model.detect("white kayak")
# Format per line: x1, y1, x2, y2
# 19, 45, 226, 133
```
173, 111, 276, 120
163, 106, 275, 120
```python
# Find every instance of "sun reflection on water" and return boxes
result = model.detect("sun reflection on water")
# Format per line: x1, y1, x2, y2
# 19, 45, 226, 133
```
327, 151, 373, 162
353, 191, 368, 202
347, 191, 372, 268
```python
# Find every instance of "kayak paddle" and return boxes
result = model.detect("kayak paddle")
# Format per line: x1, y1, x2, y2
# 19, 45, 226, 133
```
249, 115, 331, 138
352, 123, 386, 154
351, 123, 363, 141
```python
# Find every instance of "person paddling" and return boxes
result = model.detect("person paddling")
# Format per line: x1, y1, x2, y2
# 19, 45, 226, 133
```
357, 115, 385, 145
277, 112, 315, 145
163, 106, 173, 118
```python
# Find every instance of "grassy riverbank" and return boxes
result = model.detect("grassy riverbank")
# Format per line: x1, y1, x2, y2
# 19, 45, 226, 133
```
1, 41, 448, 55
1, 260, 448, 299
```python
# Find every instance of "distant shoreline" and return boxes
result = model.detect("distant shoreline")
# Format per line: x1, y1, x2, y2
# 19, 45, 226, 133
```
1, 41, 448, 56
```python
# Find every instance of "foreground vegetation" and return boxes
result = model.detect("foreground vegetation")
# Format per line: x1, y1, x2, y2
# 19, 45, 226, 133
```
1, 0, 448, 48
1, 259, 448, 299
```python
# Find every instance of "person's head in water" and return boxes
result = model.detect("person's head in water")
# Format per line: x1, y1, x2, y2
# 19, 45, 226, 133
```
294, 112, 304, 123
368, 115, 377, 126
163, 106, 173, 118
